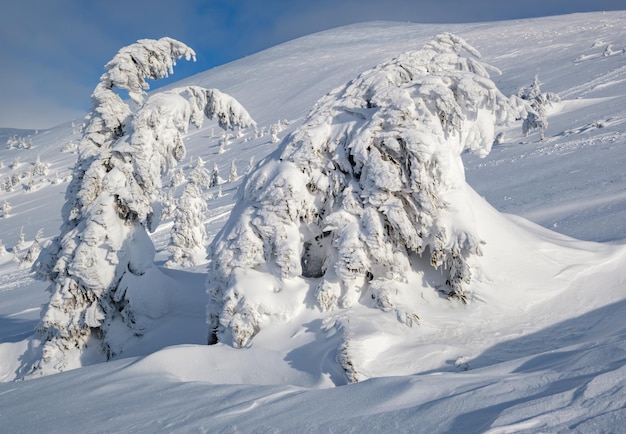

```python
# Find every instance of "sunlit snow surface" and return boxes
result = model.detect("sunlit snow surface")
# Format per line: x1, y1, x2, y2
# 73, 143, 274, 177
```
2, 12, 626, 433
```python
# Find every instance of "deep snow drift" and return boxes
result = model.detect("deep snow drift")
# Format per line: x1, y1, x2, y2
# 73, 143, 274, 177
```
1, 11, 626, 433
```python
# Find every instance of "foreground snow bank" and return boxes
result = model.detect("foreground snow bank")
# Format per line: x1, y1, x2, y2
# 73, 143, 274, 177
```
2, 296, 626, 433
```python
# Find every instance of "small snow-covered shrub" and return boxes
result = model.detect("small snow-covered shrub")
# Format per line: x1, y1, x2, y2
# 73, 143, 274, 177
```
209, 162, 223, 188
519, 75, 560, 141
2, 200, 10, 218
228, 160, 238, 182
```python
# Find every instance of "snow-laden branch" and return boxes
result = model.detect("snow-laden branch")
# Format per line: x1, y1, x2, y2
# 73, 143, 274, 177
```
101, 37, 196, 105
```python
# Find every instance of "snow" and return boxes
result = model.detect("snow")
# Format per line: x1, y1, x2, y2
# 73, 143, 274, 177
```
2, 11, 626, 433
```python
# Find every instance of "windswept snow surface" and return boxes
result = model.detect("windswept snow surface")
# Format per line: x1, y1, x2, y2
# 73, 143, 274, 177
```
2, 12, 626, 433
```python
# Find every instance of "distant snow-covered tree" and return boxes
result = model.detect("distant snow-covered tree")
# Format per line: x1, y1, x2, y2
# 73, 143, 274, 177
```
189, 156, 211, 189
23, 229, 44, 264
228, 159, 238, 182
26, 175, 35, 192
218, 132, 231, 154
170, 167, 186, 188
51, 171, 62, 185
166, 181, 208, 268
245, 156, 255, 175
2, 200, 10, 218
33, 154, 49, 177
61, 141, 77, 153
269, 119, 289, 143
10, 173, 20, 191
32, 37, 255, 376
14, 227, 26, 252
209, 162, 222, 188
519, 75, 560, 141
207, 33, 520, 365
269, 123, 280, 143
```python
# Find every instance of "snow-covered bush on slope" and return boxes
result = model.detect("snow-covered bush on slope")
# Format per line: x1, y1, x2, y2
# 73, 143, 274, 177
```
32, 38, 254, 376
519, 75, 560, 141
207, 33, 521, 352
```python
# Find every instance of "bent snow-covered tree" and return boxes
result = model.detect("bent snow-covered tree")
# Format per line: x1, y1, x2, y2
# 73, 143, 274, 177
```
32, 38, 254, 375
207, 33, 520, 351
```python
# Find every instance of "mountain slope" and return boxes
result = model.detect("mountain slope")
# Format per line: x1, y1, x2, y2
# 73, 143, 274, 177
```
1, 11, 626, 433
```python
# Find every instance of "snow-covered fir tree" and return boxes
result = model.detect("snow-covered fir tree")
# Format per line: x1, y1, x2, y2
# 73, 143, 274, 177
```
170, 167, 186, 188
32, 37, 255, 375
519, 75, 560, 141
162, 167, 187, 220
189, 156, 211, 189
33, 154, 49, 177
2, 200, 10, 218
269, 123, 280, 143
228, 159, 238, 182
6, 176, 14, 192
26, 175, 35, 192
219, 132, 231, 151
268, 119, 289, 143
51, 171, 62, 185
166, 181, 208, 268
23, 229, 44, 264
209, 162, 222, 188
61, 141, 77, 153
206, 34, 520, 376
13, 227, 26, 252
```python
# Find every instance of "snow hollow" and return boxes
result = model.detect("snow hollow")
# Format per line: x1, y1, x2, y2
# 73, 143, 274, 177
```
1, 11, 626, 433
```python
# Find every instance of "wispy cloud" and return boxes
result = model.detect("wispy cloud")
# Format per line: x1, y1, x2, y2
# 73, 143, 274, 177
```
0, 0, 624, 129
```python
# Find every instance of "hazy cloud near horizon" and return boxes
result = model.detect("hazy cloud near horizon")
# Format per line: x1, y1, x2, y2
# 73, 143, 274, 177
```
1, 0, 624, 129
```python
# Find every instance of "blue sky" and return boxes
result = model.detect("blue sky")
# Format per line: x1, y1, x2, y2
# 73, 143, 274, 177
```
1, 0, 624, 129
